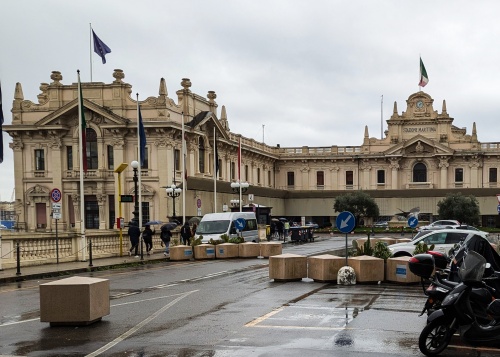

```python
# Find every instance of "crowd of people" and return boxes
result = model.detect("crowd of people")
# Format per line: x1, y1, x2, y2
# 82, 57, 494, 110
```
127, 220, 198, 258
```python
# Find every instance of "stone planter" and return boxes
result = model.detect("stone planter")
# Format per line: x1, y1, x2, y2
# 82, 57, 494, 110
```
385, 256, 420, 284
259, 242, 282, 258
193, 244, 215, 260
375, 237, 397, 246
348, 256, 384, 283
355, 238, 379, 249
40, 277, 110, 326
308, 254, 345, 282
238, 242, 260, 258
216, 243, 239, 258
269, 253, 307, 281
170, 245, 193, 261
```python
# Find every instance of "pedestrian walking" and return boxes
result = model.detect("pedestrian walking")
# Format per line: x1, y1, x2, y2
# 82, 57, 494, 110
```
143, 224, 155, 255
270, 221, 276, 240
160, 224, 172, 256
181, 221, 191, 245
127, 221, 141, 257
284, 220, 290, 242
277, 220, 284, 240
191, 223, 197, 238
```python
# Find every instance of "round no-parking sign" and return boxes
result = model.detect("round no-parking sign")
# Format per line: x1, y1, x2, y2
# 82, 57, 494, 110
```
50, 188, 62, 203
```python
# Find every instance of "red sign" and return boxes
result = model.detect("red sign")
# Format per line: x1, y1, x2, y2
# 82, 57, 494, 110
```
50, 188, 62, 203
197, 199, 202, 208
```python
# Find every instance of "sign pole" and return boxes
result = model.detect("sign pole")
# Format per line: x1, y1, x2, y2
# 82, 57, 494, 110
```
345, 233, 348, 266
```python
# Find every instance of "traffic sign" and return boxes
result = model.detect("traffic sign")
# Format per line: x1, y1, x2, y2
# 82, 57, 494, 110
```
52, 202, 62, 220
197, 198, 202, 208
50, 188, 62, 203
497, 204, 500, 213
234, 218, 246, 231
120, 195, 134, 202
336, 211, 356, 233
408, 216, 419, 229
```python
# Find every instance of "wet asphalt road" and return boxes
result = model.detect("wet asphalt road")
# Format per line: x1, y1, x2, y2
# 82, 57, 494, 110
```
1, 236, 500, 356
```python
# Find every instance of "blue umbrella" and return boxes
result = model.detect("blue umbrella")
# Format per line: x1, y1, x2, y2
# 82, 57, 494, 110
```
145, 220, 163, 225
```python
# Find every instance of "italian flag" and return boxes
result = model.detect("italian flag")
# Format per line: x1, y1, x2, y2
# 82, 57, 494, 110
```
419, 57, 429, 87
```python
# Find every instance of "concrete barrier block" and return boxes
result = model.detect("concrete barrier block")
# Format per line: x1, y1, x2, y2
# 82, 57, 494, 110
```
215, 243, 239, 258
385, 256, 420, 284
259, 242, 282, 258
40, 276, 110, 326
170, 245, 193, 261
269, 253, 307, 281
193, 244, 215, 260
308, 254, 345, 282
348, 256, 384, 283
238, 242, 260, 258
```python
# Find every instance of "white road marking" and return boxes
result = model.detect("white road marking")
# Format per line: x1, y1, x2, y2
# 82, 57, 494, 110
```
84, 289, 198, 357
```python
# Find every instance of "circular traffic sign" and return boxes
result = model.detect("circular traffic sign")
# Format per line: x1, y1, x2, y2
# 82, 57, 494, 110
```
50, 188, 62, 203
408, 216, 419, 229
336, 211, 356, 233
197, 198, 202, 208
234, 218, 246, 231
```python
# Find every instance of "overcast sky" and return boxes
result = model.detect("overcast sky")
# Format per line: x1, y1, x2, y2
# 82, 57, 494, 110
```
1, 1, 500, 201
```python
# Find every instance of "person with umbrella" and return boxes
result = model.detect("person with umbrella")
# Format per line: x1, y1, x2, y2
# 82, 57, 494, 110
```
142, 224, 155, 256
127, 221, 141, 258
181, 221, 191, 246
160, 223, 173, 256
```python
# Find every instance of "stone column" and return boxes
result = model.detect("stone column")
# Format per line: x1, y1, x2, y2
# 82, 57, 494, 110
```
330, 167, 339, 190
97, 193, 107, 229
469, 158, 481, 188
11, 138, 25, 227
390, 159, 400, 190
49, 133, 65, 230
301, 167, 309, 190
439, 157, 449, 189
360, 160, 371, 189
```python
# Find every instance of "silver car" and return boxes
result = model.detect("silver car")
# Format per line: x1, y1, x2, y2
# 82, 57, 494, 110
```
388, 228, 489, 257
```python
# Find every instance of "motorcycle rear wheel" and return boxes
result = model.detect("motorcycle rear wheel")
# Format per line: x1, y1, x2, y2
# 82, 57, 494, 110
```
419, 318, 453, 356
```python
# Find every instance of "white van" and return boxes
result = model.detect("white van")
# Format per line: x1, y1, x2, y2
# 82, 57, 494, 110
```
195, 212, 259, 243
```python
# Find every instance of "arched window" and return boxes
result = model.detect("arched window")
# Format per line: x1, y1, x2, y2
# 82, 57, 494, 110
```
413, 163, 427, 182
86, 128, 98, 170
199, 137, 205, 173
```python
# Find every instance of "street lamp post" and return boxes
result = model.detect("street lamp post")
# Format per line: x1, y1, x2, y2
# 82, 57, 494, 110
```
131, 160, 143, 260
165, 183, 182, 221
230, 181, 249, 212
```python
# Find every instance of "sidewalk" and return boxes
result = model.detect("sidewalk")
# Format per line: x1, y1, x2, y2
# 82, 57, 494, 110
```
0, 253, 169, 284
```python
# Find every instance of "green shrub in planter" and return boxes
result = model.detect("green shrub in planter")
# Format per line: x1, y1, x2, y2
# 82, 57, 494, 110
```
413, 242, 435, 255
373, 241, 392, 261
228, 237, 244, 244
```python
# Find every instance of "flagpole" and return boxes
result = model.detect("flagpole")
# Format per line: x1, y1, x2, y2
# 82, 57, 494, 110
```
77, 70, 86, 261
381, 95, 383, 140
136, 94, 143, 259
214, 126, 217, 213
89, 23, 93, 82
182, 112, 186, 224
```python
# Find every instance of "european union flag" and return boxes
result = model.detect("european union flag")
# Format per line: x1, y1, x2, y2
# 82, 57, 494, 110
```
92, 30, 112, 64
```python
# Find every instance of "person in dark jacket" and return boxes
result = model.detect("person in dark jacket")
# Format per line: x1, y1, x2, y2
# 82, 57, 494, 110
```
181, 222, 191, 245
143, 225, 155, 256
160, 224, 172, 256
127, 221, 141, 257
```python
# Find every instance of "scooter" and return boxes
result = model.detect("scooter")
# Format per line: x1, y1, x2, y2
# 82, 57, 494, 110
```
419, 251, 500, 356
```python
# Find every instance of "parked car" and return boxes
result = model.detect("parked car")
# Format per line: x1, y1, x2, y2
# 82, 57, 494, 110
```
0, 224, 7, 230
305, 222, 319, 229
417, 219, 460, 231
374, 221, 389, 228
388, 228, 489, 257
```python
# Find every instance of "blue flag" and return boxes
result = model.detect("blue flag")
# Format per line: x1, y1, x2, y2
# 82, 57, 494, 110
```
92, 30, 111, 64
138, 105, 147, 167
0, 82, 4, 163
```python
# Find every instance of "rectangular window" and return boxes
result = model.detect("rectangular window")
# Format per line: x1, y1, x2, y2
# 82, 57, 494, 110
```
268, 170, 271, 186
455, 168, 463, 182
257, 168, 261, 184
490, 168, 497, 183
66, 146, 73, 170
377, 170, 385, 184
142, 147, 149, 169
174, 149, 180, 171
231, 162, 236, 180
35, 149, 45, 170
218, 159, 222, 178
245, 165, 249, 182
317, 171, 324, 187
141, 202, 150, 225
346, 171, 354, 185
107, 145, 114, 170
287, 172, 295, 187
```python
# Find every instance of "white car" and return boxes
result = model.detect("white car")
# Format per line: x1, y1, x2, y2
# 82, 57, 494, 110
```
418, 219, 460, 231
388, 228, 489, 257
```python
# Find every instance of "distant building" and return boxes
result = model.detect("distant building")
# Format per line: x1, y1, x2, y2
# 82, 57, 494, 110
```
4, 70, 500, 232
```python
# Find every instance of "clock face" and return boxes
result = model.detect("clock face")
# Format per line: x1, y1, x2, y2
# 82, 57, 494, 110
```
416, 100, 424, 108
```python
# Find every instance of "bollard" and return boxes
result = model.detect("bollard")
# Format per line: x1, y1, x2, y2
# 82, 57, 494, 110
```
16, 241, 21, 276
88, 238, 93, 267
401, 226, 404, 236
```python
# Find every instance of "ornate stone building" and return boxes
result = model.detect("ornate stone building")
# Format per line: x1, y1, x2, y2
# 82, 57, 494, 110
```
4, 70, 500, 232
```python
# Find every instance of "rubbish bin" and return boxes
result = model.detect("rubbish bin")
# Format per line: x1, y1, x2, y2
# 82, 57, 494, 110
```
290, 227, 302, 242
266, 225, 271, 241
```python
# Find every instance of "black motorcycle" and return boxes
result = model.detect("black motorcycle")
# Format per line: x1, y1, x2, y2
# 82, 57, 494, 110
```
418, 251, 500, 356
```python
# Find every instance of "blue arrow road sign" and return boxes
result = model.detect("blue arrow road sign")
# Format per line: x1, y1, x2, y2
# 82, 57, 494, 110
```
408, 217, 419, 229
234, 218, 246, 231
497, 204, 500, 213
336, 211, 356, 233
